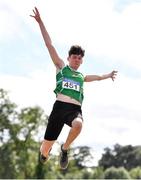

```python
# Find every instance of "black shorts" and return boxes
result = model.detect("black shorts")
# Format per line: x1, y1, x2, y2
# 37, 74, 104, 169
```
44, 100, 83, 141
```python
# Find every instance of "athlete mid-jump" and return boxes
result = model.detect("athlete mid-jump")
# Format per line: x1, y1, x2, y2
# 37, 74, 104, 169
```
30, 7, 117, 169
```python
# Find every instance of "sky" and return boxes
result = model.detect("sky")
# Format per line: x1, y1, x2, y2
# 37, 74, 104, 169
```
1, 0, 141, 165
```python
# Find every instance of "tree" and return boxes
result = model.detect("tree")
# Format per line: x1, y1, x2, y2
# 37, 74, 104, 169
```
91, 167, 104, 179
0, 89, 17, 144
0, 89, 17, 178
99, 144, 141, 170
0, 89, 48, 179
129, 167, 141, 179
99, 147, 115, 169
104, 167, 131, 179
72, 146, 94, 169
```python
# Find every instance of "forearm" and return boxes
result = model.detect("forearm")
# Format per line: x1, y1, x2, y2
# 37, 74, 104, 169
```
84, 73, 111, 82
38, 20, 52, 47
100, 73, 111, 80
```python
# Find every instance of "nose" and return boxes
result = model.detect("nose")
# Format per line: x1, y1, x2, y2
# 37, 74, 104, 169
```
75, 57, 81, 61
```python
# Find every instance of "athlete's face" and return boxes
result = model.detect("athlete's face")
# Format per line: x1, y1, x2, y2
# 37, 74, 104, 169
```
68, 54, 83, 70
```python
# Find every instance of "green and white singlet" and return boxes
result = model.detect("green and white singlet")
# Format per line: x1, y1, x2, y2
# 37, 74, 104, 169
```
54, 65, 85, 104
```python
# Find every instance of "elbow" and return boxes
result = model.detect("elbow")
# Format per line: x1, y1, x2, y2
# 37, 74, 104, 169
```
45, 42, 53, 49
96, 75, 103, 81
98, 77, 102, 81
84, 76, 89, 82
84, 77, 94, 82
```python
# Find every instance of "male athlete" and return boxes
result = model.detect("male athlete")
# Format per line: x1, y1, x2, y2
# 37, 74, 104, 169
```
30, 7, 117, 169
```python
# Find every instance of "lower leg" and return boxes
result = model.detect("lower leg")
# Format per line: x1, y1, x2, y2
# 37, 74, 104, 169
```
40, 139, 55, 157
63, 118, 83, 150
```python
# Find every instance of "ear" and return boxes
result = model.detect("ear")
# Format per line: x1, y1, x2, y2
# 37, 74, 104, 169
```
67, 57, 69, 61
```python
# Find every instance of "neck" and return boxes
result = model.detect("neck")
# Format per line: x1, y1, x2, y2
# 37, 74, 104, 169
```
68, 65, 78, 71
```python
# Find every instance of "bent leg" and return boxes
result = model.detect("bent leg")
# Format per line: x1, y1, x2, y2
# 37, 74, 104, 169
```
63, 117, 83, 150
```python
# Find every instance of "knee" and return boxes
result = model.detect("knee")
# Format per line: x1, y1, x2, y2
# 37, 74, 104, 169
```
72, 119, 83, 132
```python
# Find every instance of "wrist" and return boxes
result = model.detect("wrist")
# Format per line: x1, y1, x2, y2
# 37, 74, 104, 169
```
108, 73, 111, 78
38, 18, 42, 24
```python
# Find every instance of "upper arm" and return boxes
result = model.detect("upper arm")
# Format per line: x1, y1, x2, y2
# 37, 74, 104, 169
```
84, 75, 101, 82
47, 44, 65, 69
84, 75, 90, 82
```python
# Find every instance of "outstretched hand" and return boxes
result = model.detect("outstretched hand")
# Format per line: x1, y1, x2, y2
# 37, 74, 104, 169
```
30, 7, 41, 23
110, 70, 118, 81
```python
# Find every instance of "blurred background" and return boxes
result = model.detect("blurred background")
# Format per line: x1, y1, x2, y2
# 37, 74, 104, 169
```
0, 0, 141, 178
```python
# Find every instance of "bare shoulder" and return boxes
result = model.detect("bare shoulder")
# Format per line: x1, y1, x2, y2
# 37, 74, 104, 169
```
56, 64, 65, 74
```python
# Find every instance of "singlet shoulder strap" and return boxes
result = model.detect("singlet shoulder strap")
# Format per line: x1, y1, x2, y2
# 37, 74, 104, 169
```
56, 65, 67, 75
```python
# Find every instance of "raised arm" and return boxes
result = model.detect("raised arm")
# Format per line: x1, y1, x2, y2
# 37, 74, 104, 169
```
84, 70, 118, 82
30, 7, 65, 69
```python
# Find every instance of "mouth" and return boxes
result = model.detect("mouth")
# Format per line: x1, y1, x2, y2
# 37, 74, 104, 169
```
75, 61, 80, 65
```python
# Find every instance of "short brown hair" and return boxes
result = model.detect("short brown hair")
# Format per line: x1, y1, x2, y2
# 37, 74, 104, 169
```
68, 45, 85, 57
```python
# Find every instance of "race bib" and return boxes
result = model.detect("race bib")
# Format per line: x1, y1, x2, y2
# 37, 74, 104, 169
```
62, 78, 80, 92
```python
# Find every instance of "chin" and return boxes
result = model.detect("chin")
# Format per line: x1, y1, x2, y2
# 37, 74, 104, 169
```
74, 65, 79, 70
70, 64, 80, 70
76, 64, 80, 68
